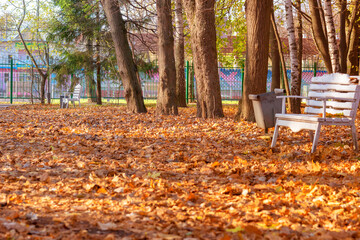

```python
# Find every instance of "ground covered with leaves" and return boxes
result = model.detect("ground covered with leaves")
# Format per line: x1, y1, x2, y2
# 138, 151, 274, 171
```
0, 104, 360, 239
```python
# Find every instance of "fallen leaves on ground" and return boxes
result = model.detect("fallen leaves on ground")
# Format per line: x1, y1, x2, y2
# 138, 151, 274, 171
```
0, 104, 360, 239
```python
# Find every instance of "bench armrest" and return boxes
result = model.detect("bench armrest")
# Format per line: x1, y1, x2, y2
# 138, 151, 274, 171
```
277, 95, 309, 113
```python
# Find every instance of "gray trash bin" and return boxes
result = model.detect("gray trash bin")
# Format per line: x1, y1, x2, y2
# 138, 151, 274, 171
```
249, 89, 285, 133
60, 95, 69, 108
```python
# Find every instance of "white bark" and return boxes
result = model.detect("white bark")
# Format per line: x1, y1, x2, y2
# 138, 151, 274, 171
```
285, 0, 300, 98
324, 0, 340, 72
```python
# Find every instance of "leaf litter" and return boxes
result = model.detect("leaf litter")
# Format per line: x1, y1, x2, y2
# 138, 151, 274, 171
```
0, 104, 359, 239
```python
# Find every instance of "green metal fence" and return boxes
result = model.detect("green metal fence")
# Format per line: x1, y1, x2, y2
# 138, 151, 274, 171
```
0, 57, 327, 103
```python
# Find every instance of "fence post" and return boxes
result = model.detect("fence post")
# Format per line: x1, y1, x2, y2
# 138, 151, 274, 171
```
186, 61, 189, 103
241, 62, 245, 98
10, 56, 13, 104
313, 62, 317, 77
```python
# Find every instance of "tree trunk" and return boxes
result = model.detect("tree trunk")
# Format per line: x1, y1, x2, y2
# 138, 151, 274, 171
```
156, 0, 178, 115
270, 19, 280, 91
96, 42, 102, 105
338, 0, 347, 73
96, 9, 102, 105
286, 0, 301, 113
86, 39, 97, 103
271, 12, 291, 99
324, 0, 340, 72
309, 0, 332, 72
40, 74, 47, 104
235, 0, 272, 122
348, 21, 360, 75
183, 0, 224, 118
175, 0, 187, 107
101, 0, 146, 113
296, 0, 303, 110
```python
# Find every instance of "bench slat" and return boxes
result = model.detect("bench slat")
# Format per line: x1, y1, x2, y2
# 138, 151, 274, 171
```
309, 84, 358, 92
311, 73, 351, 84
308, 91, 356, 99
307, 100, 354, 109
304, 107, 353, 117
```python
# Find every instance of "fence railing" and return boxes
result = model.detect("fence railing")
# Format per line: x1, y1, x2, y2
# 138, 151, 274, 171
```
0, 58, 327, 103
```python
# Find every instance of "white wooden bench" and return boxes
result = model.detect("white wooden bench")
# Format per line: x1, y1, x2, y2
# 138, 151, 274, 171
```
271, 73, 360, 153
64, 84, 81, 108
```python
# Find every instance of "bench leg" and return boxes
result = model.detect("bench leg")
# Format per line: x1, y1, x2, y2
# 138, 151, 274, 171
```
311, 124, 321, 153
271, 123, 280, 148
351, 124, 358, 151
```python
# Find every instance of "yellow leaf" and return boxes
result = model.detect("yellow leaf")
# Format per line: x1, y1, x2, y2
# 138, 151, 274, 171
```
97, 187, 107, 194
211, 161, 220, 168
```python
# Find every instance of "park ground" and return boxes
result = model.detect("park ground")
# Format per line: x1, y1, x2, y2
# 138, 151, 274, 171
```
0, 104, 359, 239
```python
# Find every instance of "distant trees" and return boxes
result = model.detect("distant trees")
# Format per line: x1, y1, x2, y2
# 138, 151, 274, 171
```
50, 0, 107, 104
11, 0, 53, 104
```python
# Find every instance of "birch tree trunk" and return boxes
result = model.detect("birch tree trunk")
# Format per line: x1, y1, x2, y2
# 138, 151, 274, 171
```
174, 0, 187, 107
156, 0, 178, 115
285, 0, 301, 113
296, 0, 302, 98
183, 0, 224, 118
324, 0, 340, 72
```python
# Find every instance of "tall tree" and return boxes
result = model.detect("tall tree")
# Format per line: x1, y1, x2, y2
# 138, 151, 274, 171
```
286, 0, 301, 113
270, 20, 280, 91
101, 0, 146, 113
338, 0, 347, 73
296, 0, 302, 79
156, 0, 178, 115
324, 0, 340, 72
183, 0, 224, 118
174, 0, 187, 107
15, 0, 52, 104
309, 0, 332, 72
235, 0, 272, 122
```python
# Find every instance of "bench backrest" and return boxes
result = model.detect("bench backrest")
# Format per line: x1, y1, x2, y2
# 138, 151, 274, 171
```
72, 84, 81, 99
305, 73, 360, 119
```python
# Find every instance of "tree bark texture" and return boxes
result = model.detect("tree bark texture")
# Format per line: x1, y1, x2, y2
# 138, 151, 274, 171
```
270, 23, 280, 91
348, 19, 360, 75
235, 0, 272, 122
156, 0, 178, 115
324, 0, 340, 72
296, 0, 303, 113
309, 0, 332, 72
286, 0, 301, 113
96, 9, 102, 105
175, 0, 187, 107
101, 0, 147, 113
183, 0, 224, 118
96, 36, 102, 105
86, 39, 97, 103
338, 0, 348, 73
